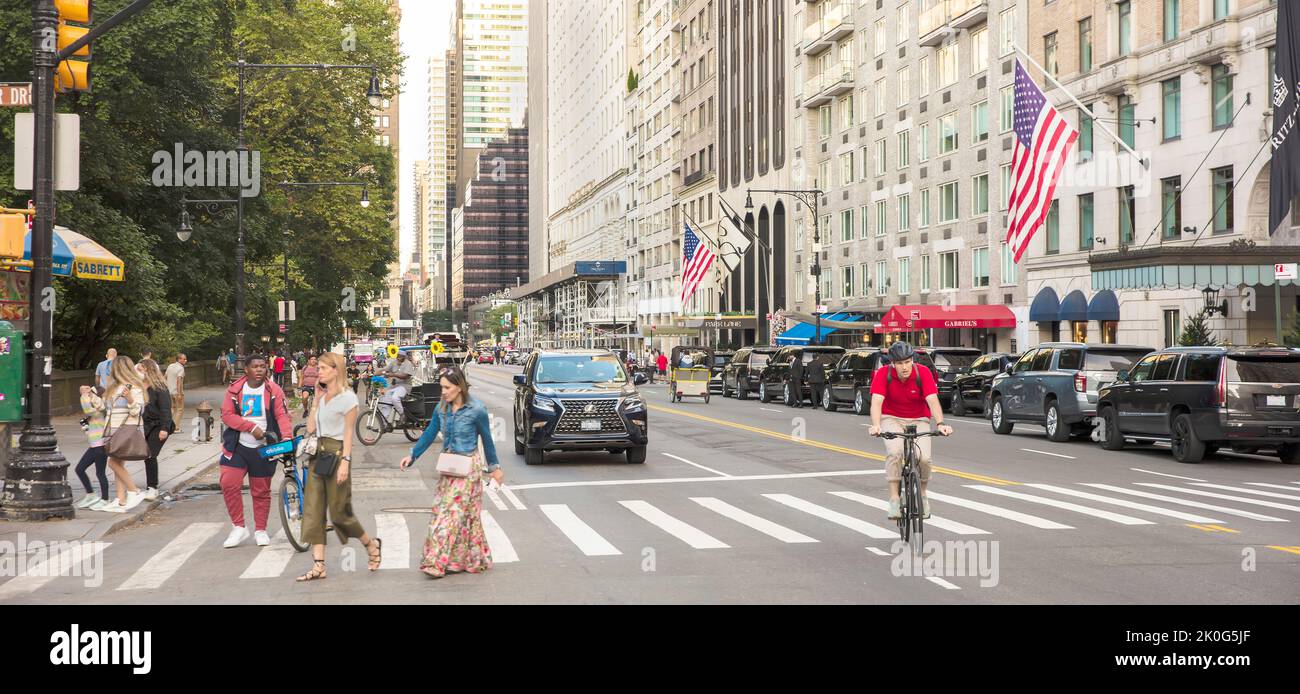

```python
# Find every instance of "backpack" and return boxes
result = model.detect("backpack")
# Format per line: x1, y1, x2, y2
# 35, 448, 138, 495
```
885, 365, 923, 390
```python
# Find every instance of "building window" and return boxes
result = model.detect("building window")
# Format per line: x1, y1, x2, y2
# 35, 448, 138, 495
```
971, 27, 988, 74
840, 151, 855, 185
1044, 32, 1058, 78
824, 272, 834, 301
920, 188, 932, 228
875, 261, 888, 296
972, 173, 989, 216
875, 78, 887, 116
860, 145, 871, 180
1118, 95, 1135, 150
898, 193, 911, 231
1214, 0, 1229, 21
898, 257, 911, 295
1000, 9, 1015, 56
897, 3, 910, 44
875, 18, 886, 56
875, 139, 887, 176
919, 55, 931, 96
1078, 109, 1093, 161
898, 66, 911, 107
1078, 17, 1093, 72
972, 100, 989, 143
1000, 242, 1017, 285
939, 43, 958, 87
861, 262, 871, 296
1162, 77, 1181, 141
898, 130, 910, 169
1001, 163, 1013, 210
841, 208, 854, 242
939, 112, 958, 154
795, 218, 806, 250
940, 251, 959, 290
922, 254, 932, 291
840, 95, 854, 130
1079, 193, 1094, 250
1163, 0, 1180, 42
1161, 177, 1182, 240
1119, 185, 1136, 243
1046, 199, 1060, 254
842, 265, 855, 298
1118, 1, 1132, 56
861, 205, 871, 239
819, 105, 832, 138
1001, 87, 1014, 133
1212, 166, 1234, 234
972, 247, 990, 288
940, 181, 959, 222
1163, 309, 1181, 348
876, 200, 887, 236
1212, 63, 1233, 129
919, 122, 931, 162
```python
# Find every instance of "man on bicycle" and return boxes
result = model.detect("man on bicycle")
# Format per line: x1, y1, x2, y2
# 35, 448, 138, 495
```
867, 341, 952, 520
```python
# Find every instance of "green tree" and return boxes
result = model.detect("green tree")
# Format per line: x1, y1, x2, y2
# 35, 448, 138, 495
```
484, 303, 516, 340
627, 68, 638, 93
1178, 311, 1216, 346
1285, 311, 1300, 348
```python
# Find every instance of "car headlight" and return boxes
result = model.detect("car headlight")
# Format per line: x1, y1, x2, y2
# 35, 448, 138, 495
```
533, 395, 558, 411
622, 395, 646, 411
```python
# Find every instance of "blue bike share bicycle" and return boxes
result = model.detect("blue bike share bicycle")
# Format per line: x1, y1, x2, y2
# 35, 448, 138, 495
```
258, 424, 309, 552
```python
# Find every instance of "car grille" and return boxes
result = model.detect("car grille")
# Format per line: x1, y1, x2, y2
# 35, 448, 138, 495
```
556, 399, 626, 434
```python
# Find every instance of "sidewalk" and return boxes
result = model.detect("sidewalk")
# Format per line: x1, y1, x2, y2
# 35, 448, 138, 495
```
0, 385, 230, 545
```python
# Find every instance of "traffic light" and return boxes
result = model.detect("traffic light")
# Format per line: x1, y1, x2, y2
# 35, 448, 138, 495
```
55, 0, 93, 92
0, 214, 25, 260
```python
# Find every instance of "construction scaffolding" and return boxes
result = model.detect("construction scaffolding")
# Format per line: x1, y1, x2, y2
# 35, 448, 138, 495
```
509, 261, 635, 350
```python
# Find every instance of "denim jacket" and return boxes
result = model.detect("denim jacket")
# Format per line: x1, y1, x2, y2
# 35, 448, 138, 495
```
410, 397, 501, 472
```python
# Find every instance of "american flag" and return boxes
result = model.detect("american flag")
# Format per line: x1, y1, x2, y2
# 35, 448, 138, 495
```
1007, 60, 1078, 263
679, 224, 716, 309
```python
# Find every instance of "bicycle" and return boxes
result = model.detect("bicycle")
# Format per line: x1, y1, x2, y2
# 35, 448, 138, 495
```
258, 426, 309, 552
356, 374, 430, 446
878, 426, 946, 551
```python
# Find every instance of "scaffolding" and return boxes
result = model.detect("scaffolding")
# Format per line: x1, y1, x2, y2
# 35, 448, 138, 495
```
513, 272, 637, 350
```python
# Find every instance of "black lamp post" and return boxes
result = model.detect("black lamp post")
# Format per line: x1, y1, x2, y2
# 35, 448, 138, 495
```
747, 188, 823, 345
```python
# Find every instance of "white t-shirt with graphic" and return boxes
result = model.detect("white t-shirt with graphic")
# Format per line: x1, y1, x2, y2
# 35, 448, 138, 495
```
238, 382, 269, 448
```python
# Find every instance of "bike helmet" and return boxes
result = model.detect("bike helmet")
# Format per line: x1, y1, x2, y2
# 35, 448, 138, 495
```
887, 341, 916, 362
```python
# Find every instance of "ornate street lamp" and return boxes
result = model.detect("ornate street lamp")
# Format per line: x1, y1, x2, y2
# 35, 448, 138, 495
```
1202, 286, 1228, 316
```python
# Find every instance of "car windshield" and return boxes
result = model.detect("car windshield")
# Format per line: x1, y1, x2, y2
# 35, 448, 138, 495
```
1227, 355, 1300, 383
1084, 350, 1149, 372
536, 355, 628, 384
801, 351, 839, 364
751, 353, 771, 367
934, 353, 980, 371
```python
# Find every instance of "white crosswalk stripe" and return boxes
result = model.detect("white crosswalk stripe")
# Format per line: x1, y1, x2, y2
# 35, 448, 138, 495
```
484, 486, 509, 511
690, 497, 819, 543
500, 485, 528, 510
1082, 484, 1289, 522
118, 522, 224, 590
966, 485, 1154, 525
763, 494, 897, 539
1134, 483, 1300, 513
1188, 483, 1300, 502
481, 510, 519, 563
239, 530, 297, 579
924, 491, 1073, 529
619, 500, 729, 549
1023, 484, 1225, 524
828, 491, 990, 535
1246, 483, 1300, 492
374, 513, 411, 570
540, 504, 622, 556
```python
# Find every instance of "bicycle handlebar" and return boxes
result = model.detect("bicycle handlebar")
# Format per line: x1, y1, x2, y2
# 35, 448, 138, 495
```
876, 430, 949, 439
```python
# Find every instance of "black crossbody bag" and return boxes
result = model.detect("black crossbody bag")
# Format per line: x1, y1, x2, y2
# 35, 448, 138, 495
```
310, 397, 340, 478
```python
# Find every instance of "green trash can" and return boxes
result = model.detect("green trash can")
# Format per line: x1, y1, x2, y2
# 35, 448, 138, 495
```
0, 321, 24, 423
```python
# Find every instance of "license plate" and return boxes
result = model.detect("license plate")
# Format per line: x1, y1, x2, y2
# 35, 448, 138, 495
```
1267, 395, 1287, 407
581, 419, 602, 431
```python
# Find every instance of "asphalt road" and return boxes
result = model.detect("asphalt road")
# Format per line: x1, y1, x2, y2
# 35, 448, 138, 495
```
5, 363, 1299, 604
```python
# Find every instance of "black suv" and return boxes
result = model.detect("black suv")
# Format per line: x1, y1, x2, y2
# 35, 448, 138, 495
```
950, 352, 1019, 416
820, 348, 940, 415
758, 345, 846, 406
721, 346, 779, 400
709, 350, 737, 394
1097, 346, 1300, 464
929, 347, 984, 411
512, 349, 650, 465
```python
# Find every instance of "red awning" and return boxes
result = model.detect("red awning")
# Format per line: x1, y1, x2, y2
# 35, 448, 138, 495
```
873, 304, 1017, 333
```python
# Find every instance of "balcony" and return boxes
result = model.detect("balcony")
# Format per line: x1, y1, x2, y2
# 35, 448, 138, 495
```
920, 0, 987, 47
802, 2, 854, 56
801, 61, 854, 108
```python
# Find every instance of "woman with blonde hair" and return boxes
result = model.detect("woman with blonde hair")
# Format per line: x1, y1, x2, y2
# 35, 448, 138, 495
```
136, 358, 173, 501
100, 356, 147, 513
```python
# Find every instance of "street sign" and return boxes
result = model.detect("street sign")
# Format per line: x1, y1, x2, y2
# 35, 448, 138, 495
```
14, 113, 80, 191
0, 83, 32, 108
278, 300, 296, 321
816, 305, 828, 313
1275, 263, 1298, 280
278, 323, 286, 334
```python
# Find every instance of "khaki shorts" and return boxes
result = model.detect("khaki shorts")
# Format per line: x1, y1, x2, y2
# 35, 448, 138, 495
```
882, 416, 933, 483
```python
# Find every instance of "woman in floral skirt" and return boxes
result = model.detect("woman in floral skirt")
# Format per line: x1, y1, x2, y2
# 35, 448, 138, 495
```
400, 366, 503, 578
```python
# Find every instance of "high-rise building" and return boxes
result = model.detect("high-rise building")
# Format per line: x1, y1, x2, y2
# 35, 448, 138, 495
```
452, 127, 530, 310
371, 0, 408, 343
460, 0, 529, 148
527, 0, 549, 281
412, 158, 429, 288
427, 56, 450, 311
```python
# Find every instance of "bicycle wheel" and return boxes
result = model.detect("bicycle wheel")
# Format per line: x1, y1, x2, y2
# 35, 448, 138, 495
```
897, 470, 911, 545
356, 407, 386, 446
907, 458, 925, 553
279, 474, 309, 552
404, 421, 422, 442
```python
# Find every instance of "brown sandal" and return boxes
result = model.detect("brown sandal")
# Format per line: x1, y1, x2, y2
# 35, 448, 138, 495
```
296, 559, 327, 582
366, 538, 382, 571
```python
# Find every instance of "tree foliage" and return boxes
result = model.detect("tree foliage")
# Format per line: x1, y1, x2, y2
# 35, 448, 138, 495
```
421, 309, 452, 332
1178, 311, 1217, 347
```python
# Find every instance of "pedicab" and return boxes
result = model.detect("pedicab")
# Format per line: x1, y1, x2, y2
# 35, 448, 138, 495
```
667, 346, 714, 403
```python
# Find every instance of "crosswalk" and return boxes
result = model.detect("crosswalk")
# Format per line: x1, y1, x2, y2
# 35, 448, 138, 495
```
4, 476, 1300, 596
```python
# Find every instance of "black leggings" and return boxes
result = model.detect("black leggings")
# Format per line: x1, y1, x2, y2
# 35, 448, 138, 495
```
74, 447, 109, 499
143, 428, 165, 489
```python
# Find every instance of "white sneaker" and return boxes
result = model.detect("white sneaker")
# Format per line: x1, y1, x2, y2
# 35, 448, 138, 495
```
223, 525, 250, 548
142, 487, 159, 501
87, 498, 110, 511
254, 530, 271, 546
75, 493, 100, 509
101, 500, 128, 513
122, 490, 144, 511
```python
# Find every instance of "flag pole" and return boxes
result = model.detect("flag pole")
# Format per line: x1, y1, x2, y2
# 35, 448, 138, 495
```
1013, 43, 1149, 170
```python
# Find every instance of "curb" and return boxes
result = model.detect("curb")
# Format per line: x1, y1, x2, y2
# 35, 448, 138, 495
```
86, 445, 223, 542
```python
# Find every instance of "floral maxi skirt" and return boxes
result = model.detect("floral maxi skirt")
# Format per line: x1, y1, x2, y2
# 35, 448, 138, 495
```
420, 454, 493, 577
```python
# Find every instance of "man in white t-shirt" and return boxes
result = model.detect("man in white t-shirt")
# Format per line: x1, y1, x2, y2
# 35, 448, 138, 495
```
219, 354, 292, 548
165, 354, 187, 431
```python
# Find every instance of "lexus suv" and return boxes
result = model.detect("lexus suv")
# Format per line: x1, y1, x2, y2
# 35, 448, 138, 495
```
512, 349, 650, 465
721, 346, 778, 399
1097, 346, 1300, 464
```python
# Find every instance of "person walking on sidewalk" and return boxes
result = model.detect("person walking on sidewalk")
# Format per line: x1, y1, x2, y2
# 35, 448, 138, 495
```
400, 366, 502, 579
95, 348, 117, 390
219, 354, 292, 548
137, 359, 174, 502
226, 349, 237, 383
272, 352, 286, 389
165, 353, 186, 432
299, 355, 319, 417
295, 352, 382, 581
73, 385, 112, 511
100, 357, 146, 513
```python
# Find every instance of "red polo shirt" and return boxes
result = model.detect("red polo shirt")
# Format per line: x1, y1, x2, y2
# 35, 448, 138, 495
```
869, 364, 938, 419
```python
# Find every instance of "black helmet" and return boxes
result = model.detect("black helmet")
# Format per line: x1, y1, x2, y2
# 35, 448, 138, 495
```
887, 341, 916, 362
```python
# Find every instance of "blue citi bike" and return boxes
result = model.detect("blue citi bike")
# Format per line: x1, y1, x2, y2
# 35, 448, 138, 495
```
258, 424, 310, 552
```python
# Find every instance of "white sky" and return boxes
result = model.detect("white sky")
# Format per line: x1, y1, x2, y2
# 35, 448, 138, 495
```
398, 0, 454, 271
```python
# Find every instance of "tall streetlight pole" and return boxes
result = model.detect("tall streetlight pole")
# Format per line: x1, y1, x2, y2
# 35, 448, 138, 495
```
746, 188, 823, 345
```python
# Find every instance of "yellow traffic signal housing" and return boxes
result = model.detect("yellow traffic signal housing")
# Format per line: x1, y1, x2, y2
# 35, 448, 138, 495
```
54, 0, 93, 92
1, 214, 26, 261
56, 60, 91, 92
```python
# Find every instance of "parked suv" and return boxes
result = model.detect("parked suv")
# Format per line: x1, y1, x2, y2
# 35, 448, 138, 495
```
820, 348, 939, 415
758, 345, 846, 406
950, 353, 1019, 416
709, 350, 736, 394
929, 347, 984, 411
1097, 346, 1300, 464
512, 349, 650, 465
989, 342, 1154, 442
721, 346, 779, 400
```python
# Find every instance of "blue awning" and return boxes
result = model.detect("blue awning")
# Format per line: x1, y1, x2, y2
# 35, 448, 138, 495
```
1028, 287, 1060, 322
1088, 289, 1120, 322
775, 312, 861, 345
1059, 290, 1089, 322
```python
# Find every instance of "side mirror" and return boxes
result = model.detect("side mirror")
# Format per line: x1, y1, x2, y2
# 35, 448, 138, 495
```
633, 372, 648, 385
1115, 370, 1128, 383
1005, 364, 1015, 376
513, 374, 526, 386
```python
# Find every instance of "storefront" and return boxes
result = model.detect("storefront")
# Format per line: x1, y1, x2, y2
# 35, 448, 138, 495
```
1028, 287, 1121, 345
873, 305, 1018, 353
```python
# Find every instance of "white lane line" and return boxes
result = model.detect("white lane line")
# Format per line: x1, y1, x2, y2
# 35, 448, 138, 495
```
829, 491, 990, 535
763, 494, 897, 539
924, 491, 1073, 529
690, 497, 819, 543
373, 513, 410, 570
926, 576, 962, 590
480, 510, 518, 563
664, 453, 731, 477
1024, 484, 1225, 524
865, 547, 891, 556
118, 522, 224, 590
941, 417, 982, 425
619, 500, 730, 549
1130, 468, 1206, 482
967, 485, 1154, 525
1083, 484, 1289, 522
0, 542, 110, 599
484, 485, 509, 511
540, 504, 622, 556
1189, 483, 1300, 502
1021, 448, 1077, 460
1134, 483, 1300, 513
239, 530, 296, 579
1247, 482, 1300, 492
760, 408, 784, 413
509, 469, 884, 491
500, 485, 528, 511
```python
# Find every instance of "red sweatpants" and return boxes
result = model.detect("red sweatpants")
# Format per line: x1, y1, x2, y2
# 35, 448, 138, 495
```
220, 465, 272, 531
